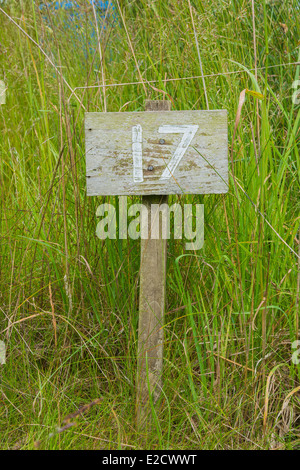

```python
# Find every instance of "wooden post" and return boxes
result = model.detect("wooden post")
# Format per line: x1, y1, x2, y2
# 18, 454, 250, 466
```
136, 100, 171, 430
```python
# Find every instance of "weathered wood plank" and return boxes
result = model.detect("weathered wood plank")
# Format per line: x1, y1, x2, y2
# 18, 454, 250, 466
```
85, 109, 228, 196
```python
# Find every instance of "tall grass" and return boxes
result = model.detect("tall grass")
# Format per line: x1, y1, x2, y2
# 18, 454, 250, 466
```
0, 0, 299, 450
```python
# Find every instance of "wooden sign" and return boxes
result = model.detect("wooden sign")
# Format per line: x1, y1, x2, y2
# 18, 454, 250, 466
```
85, 110, 228, 196
85, 101, 229, 432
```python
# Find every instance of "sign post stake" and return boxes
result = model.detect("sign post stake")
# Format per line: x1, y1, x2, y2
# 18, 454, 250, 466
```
136, 100, 171, 430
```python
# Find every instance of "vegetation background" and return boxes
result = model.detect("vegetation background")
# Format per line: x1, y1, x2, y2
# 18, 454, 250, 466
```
0, 0, 299, 450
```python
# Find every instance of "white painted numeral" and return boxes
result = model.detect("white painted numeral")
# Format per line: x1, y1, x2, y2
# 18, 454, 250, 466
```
132, 124, 143, 182
132, 124, 198, 182
158, 125, 198, 180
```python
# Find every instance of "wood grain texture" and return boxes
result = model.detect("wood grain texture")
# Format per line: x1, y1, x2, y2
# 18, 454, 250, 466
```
85, 109, 228, 196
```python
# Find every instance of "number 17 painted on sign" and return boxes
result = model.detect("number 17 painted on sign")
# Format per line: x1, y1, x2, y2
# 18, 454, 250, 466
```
132, 124, 199, 183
